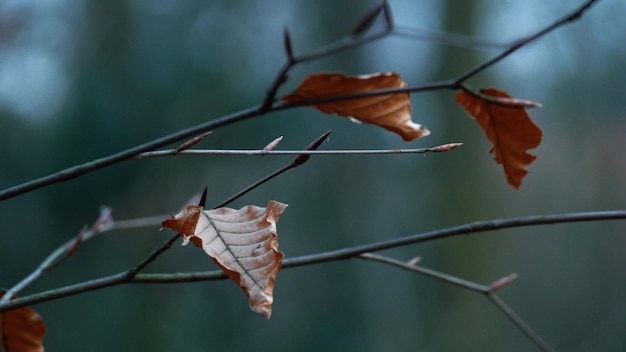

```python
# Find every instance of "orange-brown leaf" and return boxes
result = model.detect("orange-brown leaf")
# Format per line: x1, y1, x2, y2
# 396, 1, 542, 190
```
455, 88, 542, 189
162, 201, 288, 319
282, 72, 429, 141
0, 294, 46, 352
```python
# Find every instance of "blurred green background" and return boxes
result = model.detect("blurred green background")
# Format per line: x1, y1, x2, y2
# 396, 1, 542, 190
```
1, 0, 626, 351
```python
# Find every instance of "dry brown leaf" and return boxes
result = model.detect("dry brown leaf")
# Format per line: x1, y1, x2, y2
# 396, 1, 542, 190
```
282, 72, 429, 141
455, 88, 543, 189
162, 201, 287, 319
0, 294, 46, 352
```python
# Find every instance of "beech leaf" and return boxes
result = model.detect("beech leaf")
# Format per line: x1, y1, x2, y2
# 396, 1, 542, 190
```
162, 201, 287, 319
282, 72, 430, 141
454, 88, 543, 189
0, 294, 46, 352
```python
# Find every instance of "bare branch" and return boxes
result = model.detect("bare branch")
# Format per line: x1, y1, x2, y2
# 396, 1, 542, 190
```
135, 143, 462, 159
358, 253, 553, 352
393, 26, 509, 51
0, 1, 597, 201
0, 207, 114, 303
454, 0, 601, 84
214, 130, 332, 207
0, 106, 262, 201
2, 209, 624, 313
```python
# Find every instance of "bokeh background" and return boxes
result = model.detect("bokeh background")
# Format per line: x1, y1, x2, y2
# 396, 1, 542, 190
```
1, 0, 626, 351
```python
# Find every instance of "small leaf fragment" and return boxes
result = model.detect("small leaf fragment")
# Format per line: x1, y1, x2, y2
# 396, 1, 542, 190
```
282, 72, 429, 141
0, 293, 46, 352
162, 201, 288, 319
454, 88, 542, 189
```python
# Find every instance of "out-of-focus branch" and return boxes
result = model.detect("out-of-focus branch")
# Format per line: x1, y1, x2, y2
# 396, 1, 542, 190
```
453, 0, 600, 84
358, 253, 553, 352
393, 26, 509, 51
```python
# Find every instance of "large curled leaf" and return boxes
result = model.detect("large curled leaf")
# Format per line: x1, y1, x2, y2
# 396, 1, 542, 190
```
282, 72, 430, 141
455, 88, 542, 189
162, 201, 287, 319
0, 294, 46, 352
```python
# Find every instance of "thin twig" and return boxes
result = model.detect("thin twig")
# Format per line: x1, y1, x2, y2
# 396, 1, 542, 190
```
101, 131, 336, 300
454, 0, 600, 84
358, 253, 553, 352
273, 80, 456, 112
2, 209, 625, 312
0, 106, 262, 202
135, 143, 463, 159
0, 131, 332, 308
212, 130, 332, 208
393, 26, 509, 51
261, 2, 394, 112
124, 234, 181, 279
0, 207, 114, 303
0, 1, 596, 202
113, 215, 167, 230
487, 294, 553, 352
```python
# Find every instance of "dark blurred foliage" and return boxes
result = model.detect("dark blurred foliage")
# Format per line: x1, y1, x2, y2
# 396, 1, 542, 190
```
1, 0, 626, 351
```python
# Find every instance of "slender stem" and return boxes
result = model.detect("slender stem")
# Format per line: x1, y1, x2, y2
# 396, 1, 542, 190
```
261, 61, 294, 112
454, 0, 600, 84
392, 26, 509, 51
124, 234, 180, 279
272, 80, 455, 112
486, 293, 554, 352
359, 253, 486, 291
359, 253, 554, 352
0, 208, 114, 302
0, 106, 262, 201
0, 268, 46, 303
214, 163, 296, 209
212, 130, 332, 208
0, 4, 607, 339
2, 209, 624, 312
113, 215, 167, 230
261, 13, 393, 112
135, 144, 463, 159
281, 210, 626, 269
0, 1, 597, 201
0, 131, 331, 308
292, 28, 391, 66
98, 131, 334, 300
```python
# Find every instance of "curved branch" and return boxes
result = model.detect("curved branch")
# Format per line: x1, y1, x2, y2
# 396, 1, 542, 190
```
454, 0, 600, 84
0, 106, 262, 201
359, 253, 553, 352
2, 210, 624, 312
0, 0, 598, 202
